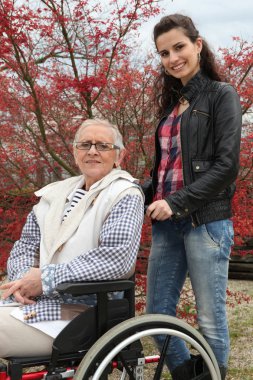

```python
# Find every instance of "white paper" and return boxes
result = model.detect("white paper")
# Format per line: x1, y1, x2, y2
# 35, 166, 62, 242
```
10, 307, 70, 338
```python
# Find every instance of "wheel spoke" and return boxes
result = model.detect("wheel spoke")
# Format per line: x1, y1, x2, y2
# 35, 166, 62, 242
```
153, 334, 171, 379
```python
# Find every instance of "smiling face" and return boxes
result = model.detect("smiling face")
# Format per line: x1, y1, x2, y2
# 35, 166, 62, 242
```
74, 124, 125, 190
156, 27, 202, 85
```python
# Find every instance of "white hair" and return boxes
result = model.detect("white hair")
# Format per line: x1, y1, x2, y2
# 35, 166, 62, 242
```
74, 118, 125, 150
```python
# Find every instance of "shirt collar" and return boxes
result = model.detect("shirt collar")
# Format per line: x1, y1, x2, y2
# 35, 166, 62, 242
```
66, 176, 86, 201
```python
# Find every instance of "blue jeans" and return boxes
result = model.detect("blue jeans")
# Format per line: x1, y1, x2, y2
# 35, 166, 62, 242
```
146, 217, 234, 371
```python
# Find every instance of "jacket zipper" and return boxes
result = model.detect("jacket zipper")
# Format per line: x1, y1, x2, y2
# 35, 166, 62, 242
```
181, 110, 197, 227
179, 113, 185, 187
192, 109, 210, 117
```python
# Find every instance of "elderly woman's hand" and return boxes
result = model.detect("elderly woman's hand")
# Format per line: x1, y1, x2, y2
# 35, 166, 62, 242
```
0, 268, 42, 304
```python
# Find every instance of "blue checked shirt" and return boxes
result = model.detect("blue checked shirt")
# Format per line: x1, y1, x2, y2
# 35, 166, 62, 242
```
6, 194, 144, 323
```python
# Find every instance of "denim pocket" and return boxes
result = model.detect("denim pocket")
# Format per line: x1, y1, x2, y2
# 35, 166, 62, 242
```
227, 220, 234, 246
203, 220, 224, 246
203, 219, 234, 247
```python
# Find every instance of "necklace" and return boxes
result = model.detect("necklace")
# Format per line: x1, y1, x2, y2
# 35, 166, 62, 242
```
178, 96, 188, 105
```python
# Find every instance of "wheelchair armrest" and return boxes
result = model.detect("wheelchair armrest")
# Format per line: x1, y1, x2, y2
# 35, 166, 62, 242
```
56, 279, 135, 296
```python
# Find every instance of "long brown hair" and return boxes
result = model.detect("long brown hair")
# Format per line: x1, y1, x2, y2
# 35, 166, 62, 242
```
153, 14, 222, 116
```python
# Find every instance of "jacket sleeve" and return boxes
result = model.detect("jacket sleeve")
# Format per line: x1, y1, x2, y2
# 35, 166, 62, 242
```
166, 84, 242, 218
7, 211, 41, 281
41, 194, 144, 296
141, 177, 153, 206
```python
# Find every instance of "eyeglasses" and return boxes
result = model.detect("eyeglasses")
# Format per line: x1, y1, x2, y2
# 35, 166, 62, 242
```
74, 142, 120, 151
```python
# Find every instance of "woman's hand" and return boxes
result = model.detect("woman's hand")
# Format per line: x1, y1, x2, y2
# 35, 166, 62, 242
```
13, 289, 36, 305
146, 200, 173, 221
0, 268, 42, 304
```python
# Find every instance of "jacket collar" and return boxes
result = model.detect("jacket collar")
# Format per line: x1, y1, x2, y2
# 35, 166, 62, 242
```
180, 70, 209, 103
155, 71, 208, 178
163, 71, 210, 118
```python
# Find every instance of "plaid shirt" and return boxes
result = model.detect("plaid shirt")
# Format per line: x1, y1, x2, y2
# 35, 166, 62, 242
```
6, 194, 143, 323
154, 104, 184, 201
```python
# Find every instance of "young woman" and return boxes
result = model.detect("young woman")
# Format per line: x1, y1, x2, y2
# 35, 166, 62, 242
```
144, 14, 242, 380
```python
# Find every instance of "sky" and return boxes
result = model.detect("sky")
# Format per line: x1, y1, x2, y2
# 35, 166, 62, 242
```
138, 0, 253, 54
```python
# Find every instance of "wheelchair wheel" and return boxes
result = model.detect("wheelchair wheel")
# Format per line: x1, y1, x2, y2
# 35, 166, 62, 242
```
74, 314, 221, 380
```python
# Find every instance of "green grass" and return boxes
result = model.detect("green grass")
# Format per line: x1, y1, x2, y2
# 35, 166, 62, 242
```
227, 285, 253, 380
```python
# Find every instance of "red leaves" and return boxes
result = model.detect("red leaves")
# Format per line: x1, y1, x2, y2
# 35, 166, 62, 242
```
218, 38, 253, 115
53, 74, 107, 95
73, 76, 107, 94
232, 131, 253, 251
217, 38, 253, 255
0, 194, 37, 273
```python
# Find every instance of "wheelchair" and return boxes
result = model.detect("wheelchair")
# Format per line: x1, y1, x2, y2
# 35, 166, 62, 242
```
0, 278, 222, 380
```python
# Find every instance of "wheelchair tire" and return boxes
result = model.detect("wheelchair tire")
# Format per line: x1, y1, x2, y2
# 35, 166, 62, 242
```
74, 314, 221, 380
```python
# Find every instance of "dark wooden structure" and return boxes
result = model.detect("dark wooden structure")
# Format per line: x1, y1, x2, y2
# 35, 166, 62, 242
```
229, 245, 253, 280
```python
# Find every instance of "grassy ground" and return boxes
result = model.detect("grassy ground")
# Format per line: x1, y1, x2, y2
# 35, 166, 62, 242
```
225, 280, 253, 380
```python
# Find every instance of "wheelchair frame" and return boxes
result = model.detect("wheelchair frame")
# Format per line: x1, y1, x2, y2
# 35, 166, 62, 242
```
0, 279, 221, 380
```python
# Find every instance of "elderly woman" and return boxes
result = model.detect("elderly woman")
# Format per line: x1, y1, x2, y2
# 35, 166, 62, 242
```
0, 119, 144, 357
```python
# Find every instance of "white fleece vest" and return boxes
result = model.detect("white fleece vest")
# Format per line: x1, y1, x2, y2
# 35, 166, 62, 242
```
33, 170, 143, 268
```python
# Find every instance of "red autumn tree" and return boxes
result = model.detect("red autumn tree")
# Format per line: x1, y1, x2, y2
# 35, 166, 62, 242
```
0, 0, 161, 191
0, 0, 162, 273
96, 57, 158, 179
219, 39, 253, 252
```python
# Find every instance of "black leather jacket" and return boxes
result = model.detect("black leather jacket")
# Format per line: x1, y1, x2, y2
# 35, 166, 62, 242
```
143, 71, 242, 226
